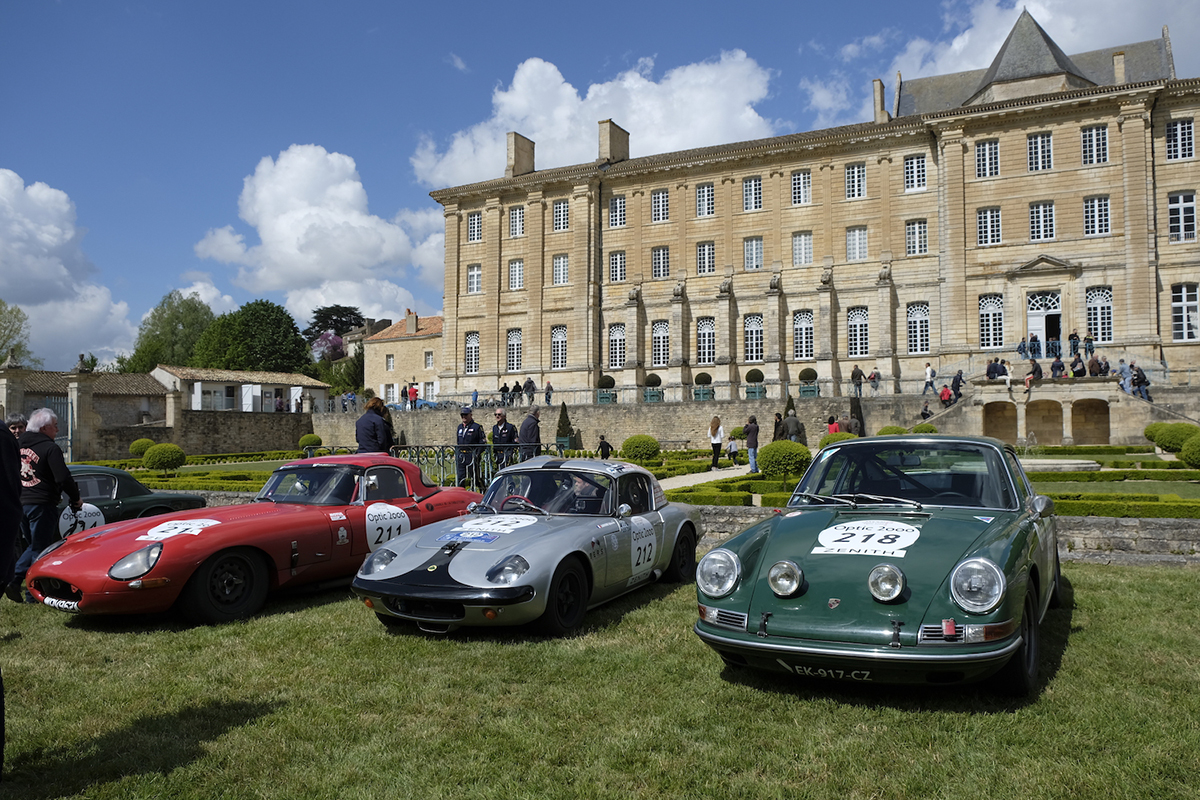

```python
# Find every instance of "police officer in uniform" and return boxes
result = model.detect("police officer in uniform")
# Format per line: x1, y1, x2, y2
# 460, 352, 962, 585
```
456, 406, 486, 490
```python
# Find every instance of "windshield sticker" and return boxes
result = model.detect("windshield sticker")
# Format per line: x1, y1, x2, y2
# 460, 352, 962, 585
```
59, 503, 105, 537
367, 503, 411, 552
137, 519, 220, 541
437, 530, 500, 544
449, 515, 537, 535
974, 516, 996, 523
811, 520, 920, 558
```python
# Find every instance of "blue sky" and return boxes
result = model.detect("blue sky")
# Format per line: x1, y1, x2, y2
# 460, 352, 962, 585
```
3, 0, 1198, 370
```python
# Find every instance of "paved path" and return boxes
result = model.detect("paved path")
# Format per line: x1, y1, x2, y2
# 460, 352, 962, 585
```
658, 462, 753, 491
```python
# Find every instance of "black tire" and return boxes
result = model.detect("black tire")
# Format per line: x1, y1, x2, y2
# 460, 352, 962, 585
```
535, 558, 588, 637
1048, 551, 1063, 609
663, 527, 696, 583
179, 548, 269, 624
994, 588, 1040, 697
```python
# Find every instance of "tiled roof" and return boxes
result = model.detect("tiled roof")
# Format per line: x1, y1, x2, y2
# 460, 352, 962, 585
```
21, 371, 168, 396
367, 316, 444, 341
154, 365, 331, 388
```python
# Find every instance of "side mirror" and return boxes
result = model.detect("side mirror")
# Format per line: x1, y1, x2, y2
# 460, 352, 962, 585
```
366, 475, 379, 491
617, 503, 633, 519
1032, 494, 1055, 519
466, 501, 479, 513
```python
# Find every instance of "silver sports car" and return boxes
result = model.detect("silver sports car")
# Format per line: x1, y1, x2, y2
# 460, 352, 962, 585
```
351, 456, 702, 635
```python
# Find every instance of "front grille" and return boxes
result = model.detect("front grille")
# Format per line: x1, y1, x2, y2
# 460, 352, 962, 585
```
388, 597, 466, 621
32, 578, 81, 602
709, 609, 748, 631
918, 624, 966, 644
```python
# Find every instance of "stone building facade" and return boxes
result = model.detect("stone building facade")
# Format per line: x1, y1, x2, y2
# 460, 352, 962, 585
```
431, 13, 1198, 415
363, 311, 444, 405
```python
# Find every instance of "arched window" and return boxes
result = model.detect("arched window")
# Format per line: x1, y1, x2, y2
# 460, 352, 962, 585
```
550, 326, 567, 370
979, 294, 1004, 349
464, 332, 480, 375
793, 311, 814, 360
608, 324, 626, 369
907, 303, 930, 354
1086, 287, 1113, 343
847, 307, 869, 357
744, 315, 764, 362
651, 321, 670, 367
696, 318, 715, 365
506, 329, 522, 372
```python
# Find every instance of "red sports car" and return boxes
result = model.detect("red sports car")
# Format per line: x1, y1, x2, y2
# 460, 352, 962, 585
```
27, 454, 480, 623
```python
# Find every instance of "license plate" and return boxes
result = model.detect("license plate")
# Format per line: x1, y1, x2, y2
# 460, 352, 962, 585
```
778, 660, 871, 681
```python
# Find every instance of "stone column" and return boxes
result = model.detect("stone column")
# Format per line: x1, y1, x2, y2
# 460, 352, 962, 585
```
1015, 400, 1027, 446
1060, 401, 1074, 446
67, 371, 97, 462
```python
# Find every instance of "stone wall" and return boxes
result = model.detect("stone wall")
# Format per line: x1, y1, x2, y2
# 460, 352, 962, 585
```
92, 410, 314, 460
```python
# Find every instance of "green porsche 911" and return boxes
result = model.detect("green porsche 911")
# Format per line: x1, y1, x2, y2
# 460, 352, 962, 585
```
693, 435, 1061, 696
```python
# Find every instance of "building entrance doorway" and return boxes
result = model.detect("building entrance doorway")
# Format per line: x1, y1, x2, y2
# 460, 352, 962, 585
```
1027, 292, 1062, 358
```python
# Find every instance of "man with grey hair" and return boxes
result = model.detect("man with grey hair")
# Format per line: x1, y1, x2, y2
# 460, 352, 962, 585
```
518, 405, 542, 461
10, 408, 80, 603
782, 409, 803, 443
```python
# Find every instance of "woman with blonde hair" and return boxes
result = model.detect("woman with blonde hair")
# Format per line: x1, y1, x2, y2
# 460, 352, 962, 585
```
708, 416, 724, 470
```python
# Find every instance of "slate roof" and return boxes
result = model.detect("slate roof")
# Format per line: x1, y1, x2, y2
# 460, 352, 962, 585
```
21, 372, 168, 396
154, 365, 331, 388
367, 316, 445, 341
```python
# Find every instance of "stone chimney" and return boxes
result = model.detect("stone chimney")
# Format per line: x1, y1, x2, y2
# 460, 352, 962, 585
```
873, 79, 891, 124
1112, 51, 1126, 84
405, 309, 419, 335
598, 119, 629, 163
505, 132, 535, 178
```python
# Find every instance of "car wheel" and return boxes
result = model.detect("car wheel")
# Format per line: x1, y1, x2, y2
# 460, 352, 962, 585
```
994, 588, 1039, 697
1048, 551, 1063, 609
179, 548, 269, 625
663, 527, 696, 583
535, 557, 588, 637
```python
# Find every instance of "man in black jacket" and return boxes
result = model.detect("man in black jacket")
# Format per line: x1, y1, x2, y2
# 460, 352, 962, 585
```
518, 405, 542, 461
11, 408, 80, 603
456, 407, 486, 490
491, 408, 518, 469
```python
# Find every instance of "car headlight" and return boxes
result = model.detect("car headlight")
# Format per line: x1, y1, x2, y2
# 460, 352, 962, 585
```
868, 563, 907, 602
767, 560, 803, 597
360, 548, 398, 576
696, 549, 741, 598
108, 543, 163, 581
486, 555, 530, 585
950, 558, 1006, 614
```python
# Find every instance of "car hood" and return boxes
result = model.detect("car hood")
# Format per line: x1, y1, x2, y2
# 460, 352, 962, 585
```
744, 507, 1016, 644
407, 512, 609, 552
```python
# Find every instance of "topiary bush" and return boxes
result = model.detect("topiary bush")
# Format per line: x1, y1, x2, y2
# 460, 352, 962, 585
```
694, 372, 713, 385
876, 426, 908, 436
757, 441, 813, 478
556, 402, 572, 438
798, 367, 818, 381
644, 373, 662, 387
818, 431, 858, 449
129, 438, 156, 458
298, 433, 322, 449
730, 426, 745, 440
1178, 434, 1200, 468
598, 374, 615, 389
745, 368, 764, 383
142, 443, 187, 476
621, 435, 661, 461
912, 423, 939, 434
1155, 423, 1200, 453
1143, 422, 1168, 445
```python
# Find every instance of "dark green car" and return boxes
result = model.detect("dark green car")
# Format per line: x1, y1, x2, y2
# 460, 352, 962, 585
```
694, 436, 1060, 696
62, 465, 206, 533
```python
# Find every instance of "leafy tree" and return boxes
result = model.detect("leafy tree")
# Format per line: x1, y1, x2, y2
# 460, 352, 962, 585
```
311, 330, 345, 362
115, 291, 216, 373
0, 299, 43, 368
190, 300, 310, 373
142, 443, 186, 476
302, 305, 364, 342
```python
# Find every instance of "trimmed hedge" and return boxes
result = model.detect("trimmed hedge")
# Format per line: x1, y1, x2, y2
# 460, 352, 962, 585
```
1029, 469, 1200, 482
622, 435, 661, 461
1044, 492, 1162, 503
756, 441, 813, 479
1048, 445, 1154, 455
142, 443, 187, 475
1180, 435, 1200, 469
1154, 423, 1200, 453
761, 492, 796, 507
664, 489, 753, 506
1052, 500, 1200, 518
911, 423, 938, 434
129, 438, 156, 458
299, 433, 322, 449
818, 432, 857, 449
876, 426, 908, 436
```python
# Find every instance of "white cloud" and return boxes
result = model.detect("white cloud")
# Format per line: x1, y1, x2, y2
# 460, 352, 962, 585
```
448, 53, 468, 72
840, 31, 895, 63
0, 168, 95, 305
177, 272, 238, 315
411, 51, 777, 188
195, 144, 443, 295
798, 74, 874, 130
284, 279, 435, 330
21, 285, 136, 371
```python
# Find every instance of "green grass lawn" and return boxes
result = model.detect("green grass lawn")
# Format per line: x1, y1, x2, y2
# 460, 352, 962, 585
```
2, 563, 1198, 799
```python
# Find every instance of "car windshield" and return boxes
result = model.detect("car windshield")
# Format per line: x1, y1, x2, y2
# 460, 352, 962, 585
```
481, 469, 613, 515
257, 465, 360, 506
789, 441, 1016, 510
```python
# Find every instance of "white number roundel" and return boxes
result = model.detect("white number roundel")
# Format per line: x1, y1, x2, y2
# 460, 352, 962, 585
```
59, 503, 105, 536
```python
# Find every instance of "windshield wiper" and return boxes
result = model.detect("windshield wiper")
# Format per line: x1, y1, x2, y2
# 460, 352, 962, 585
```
793, 492, 856, 507
503, 497, 547, 515
837, 493, 924, 510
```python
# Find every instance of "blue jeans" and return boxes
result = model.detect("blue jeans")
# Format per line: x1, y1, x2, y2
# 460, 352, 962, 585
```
747, 448, 758, 473
14, 504, 59, 583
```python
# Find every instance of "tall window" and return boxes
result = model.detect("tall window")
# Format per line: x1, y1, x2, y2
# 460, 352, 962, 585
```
509, 206, 525, 237
905, 220, 928, 255
1086, 287, 1114, 343
1173, 284, 1199, 341
552, 254, 569, 285
609, 196, 626, 227
506, 329, 522, 372
1169, 192, 1196, 242
652, 246, 670, 278
651, 189, 669, 222
508, 259, 525, 290
464, 332, 480, 374
907, 303, 930, 354
609, 251, 626, 282
696, 241, 715, 275
979, 295, 1004, 349
743, 176, 762, 211
696, 183, 715, 217
385, 354, 394, 371
608, 324, 626, 368
793, 311, 814, 360
1084, 197, 1110, 236
467, 211, 482, 242
904, 155, 926, 191
696, 318, 715, 365
847, 307, 869, 357
425, 351, 433, 369
651, 321, 670, 367
744, 237, 764, 270
551, 326, 567, 370
384, 384, 397, 404
744, 315, 764, 362
552, 199, 569, 231
976, 140, 999, 178
467, 264, 482, 294
1167, 120, 1194, 160
1027, 133, 1053, 171
1029, 202, 1055, 241
978, 207, 1002, 245
846, 226, 868, 261
791, 170, 812, 205
845, 163, 865, 198
1081, 126, 1108, 165
792, 231, 813, 265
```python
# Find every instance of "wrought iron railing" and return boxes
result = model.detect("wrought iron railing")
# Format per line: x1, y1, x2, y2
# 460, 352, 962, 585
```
302, 442, 562, 491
